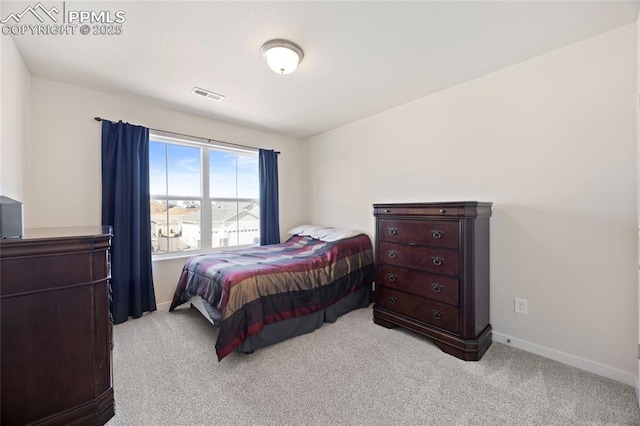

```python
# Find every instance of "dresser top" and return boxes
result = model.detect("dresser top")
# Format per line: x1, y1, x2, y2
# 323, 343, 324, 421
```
373, 201, 492, 208
373, 202, 492, 218
1, 226, 112, 242
17, 226, 112, 240
0, 226, 112, 258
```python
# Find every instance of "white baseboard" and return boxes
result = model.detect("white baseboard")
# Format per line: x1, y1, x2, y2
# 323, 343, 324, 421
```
492, 332, 635, 387
156, 301, 172, 312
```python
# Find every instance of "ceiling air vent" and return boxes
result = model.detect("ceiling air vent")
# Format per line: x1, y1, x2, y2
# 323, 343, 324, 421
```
192, 87, 225, 102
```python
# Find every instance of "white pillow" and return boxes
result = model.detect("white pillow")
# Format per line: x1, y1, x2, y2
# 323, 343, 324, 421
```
311, 228, 362, 242
287, 224, 325, 236
308, 227, 335, 240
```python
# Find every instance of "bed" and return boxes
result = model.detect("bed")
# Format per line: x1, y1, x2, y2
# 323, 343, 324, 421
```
169, 229, 374, 360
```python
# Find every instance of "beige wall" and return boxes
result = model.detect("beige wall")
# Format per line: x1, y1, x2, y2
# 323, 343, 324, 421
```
10, 14, 639, 386
304, 24, 638, 384
636, 13, 640, 397
28, 78, 305, 305
1, 34, 30, 202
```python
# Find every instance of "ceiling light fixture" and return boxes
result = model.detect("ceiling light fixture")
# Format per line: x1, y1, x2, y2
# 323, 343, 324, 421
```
261, 39, 304, 75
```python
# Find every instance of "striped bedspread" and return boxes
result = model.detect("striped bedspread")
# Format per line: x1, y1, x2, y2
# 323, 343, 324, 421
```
169, 234, 374, 360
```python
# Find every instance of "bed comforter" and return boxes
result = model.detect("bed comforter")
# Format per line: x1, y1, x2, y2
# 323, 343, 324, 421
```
169, 234, 374, 360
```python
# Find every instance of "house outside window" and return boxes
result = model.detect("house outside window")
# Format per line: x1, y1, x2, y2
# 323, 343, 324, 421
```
149, 133, 259, 256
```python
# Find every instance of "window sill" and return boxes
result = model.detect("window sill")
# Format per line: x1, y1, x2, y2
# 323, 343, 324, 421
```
152, 252, 195, 262
152, 244, 258, 262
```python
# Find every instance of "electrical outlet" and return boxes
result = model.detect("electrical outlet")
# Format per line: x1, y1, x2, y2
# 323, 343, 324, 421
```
514, 297, 528, 315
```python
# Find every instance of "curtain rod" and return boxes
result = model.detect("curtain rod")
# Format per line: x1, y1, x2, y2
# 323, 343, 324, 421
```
94, 117, 280, 154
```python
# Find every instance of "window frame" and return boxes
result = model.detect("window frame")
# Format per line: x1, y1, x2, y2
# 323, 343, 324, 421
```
149, 131, 259, 259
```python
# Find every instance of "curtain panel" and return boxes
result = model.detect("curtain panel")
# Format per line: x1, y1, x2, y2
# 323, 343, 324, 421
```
101, 120, 156, 324
259, 149, 280, 245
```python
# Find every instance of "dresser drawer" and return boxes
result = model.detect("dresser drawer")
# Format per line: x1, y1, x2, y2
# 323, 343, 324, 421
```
379, 264, 459, 306
1, 253, 92, 296
375, 205, 461, 217
379, 241, 459, 277
378, 287, 459, 333
378, 219, 459, 248
378, 219, 459, 249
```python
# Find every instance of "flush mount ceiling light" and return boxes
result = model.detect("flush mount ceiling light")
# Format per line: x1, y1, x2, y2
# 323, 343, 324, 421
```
261, 39, 304, 75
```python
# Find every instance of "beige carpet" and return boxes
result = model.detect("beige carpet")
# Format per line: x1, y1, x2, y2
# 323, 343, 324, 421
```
107, 305, 639, 425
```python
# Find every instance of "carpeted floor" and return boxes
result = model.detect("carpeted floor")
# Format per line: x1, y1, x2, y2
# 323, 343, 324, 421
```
107, 305, 639, 425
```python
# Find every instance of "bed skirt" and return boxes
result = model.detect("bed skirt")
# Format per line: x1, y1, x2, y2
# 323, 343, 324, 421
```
191, 285, 372, 354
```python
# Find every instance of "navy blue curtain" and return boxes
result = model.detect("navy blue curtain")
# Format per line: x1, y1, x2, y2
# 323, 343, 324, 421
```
101, 120, 156, 324
259, 149, 280, 245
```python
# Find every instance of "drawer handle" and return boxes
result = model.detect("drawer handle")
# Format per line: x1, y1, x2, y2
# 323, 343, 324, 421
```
431, 283, 444, 293
439, 209, 446, 214
431, 256, 443, 266
431, 230, 443, 239
389, 296, 398, 305
388, 250, 397, 259
384, 209, 391, 213
387, 273, 397, 282
388, 227, 398, 235
432, 310, 443, 320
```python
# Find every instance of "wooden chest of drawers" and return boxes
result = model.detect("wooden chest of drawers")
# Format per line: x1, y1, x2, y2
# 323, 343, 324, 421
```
373, 202, 492, 361
1, 227, 115, 425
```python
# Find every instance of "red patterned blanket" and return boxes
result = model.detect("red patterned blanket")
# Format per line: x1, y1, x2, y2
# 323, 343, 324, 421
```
169, 234, 374, 360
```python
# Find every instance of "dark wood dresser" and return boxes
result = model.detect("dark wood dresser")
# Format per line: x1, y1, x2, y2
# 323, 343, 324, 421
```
373, 202, 492, 361
0, 227, 115, 425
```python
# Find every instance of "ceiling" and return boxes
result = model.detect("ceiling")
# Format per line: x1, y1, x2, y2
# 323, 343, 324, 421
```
4, 1, 639, 139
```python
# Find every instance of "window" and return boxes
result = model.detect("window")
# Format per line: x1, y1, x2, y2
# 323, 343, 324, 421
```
149, 134, 259, 255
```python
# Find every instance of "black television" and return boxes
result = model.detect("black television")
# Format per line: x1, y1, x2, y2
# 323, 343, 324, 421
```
0, 196, 23, 238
